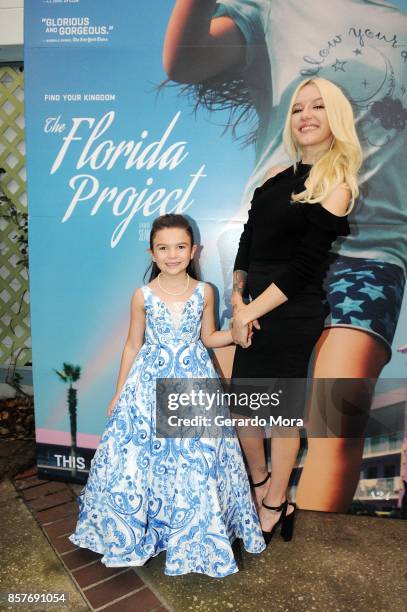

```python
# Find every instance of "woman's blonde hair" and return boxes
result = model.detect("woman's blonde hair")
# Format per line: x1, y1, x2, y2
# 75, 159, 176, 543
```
283, 77, 362, 211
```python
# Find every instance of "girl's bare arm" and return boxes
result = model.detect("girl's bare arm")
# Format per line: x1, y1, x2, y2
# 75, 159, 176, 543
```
200, 283, 233, 348
108, 289, 146, 414
163, 0, 245, 83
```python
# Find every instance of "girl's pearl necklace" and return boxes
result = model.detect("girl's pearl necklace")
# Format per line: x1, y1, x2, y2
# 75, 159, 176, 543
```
157, 272, 190, 296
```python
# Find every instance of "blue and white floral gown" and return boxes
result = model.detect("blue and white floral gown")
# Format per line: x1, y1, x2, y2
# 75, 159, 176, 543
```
69, 282, 265, 577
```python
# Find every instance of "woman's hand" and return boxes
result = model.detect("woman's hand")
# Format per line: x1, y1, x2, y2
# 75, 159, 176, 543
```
107, 394, 119, 417
230, 318, 251, 347
232, 306, 253, 348
231, 301, 261, 348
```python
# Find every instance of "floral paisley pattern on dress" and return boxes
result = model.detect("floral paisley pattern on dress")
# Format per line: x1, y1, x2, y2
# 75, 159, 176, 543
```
69, 282, 265, 577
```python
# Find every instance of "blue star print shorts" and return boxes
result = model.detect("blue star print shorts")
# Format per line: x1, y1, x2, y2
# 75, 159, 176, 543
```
323, 256, 405, 362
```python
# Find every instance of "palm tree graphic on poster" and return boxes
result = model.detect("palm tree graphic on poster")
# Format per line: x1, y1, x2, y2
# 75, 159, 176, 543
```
54, 363, 81, 478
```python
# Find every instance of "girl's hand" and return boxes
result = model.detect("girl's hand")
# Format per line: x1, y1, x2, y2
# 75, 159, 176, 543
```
231, 304, 261, 348
107, 395, 119, 417
232, 307, 252, 348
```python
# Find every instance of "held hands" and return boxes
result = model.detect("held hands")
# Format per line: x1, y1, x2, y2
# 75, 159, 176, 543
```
231, 303, 261, 348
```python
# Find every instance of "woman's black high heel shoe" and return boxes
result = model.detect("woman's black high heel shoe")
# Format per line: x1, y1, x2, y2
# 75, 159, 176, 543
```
249, 472, 270, 489
261, 499, 296, 545
249, 473, 270, 510
281, 502, 296, 542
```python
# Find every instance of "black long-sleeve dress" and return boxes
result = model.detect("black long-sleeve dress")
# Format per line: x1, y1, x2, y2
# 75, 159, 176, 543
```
232, 163, 350, 379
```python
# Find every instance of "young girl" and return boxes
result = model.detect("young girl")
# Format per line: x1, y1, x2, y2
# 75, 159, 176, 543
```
69, 214, 265, 577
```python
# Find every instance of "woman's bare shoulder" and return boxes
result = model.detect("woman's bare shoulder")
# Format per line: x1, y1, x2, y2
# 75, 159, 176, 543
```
131, 287, 146, 306
262, 164, 291, 182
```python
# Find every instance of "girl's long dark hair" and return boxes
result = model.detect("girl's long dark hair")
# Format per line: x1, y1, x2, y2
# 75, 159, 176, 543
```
143, 214, 199, 283
158, 75, 258, 147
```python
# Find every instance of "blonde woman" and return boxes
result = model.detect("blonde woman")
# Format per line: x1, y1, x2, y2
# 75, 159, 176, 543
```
164, 0, 406, 515
230, 78, 362, 543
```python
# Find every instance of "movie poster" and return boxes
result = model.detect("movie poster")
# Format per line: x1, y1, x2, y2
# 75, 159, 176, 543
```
24, 0, 406, 517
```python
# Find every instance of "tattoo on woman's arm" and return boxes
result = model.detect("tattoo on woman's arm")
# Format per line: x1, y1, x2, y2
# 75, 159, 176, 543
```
233, 270, 247, 297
